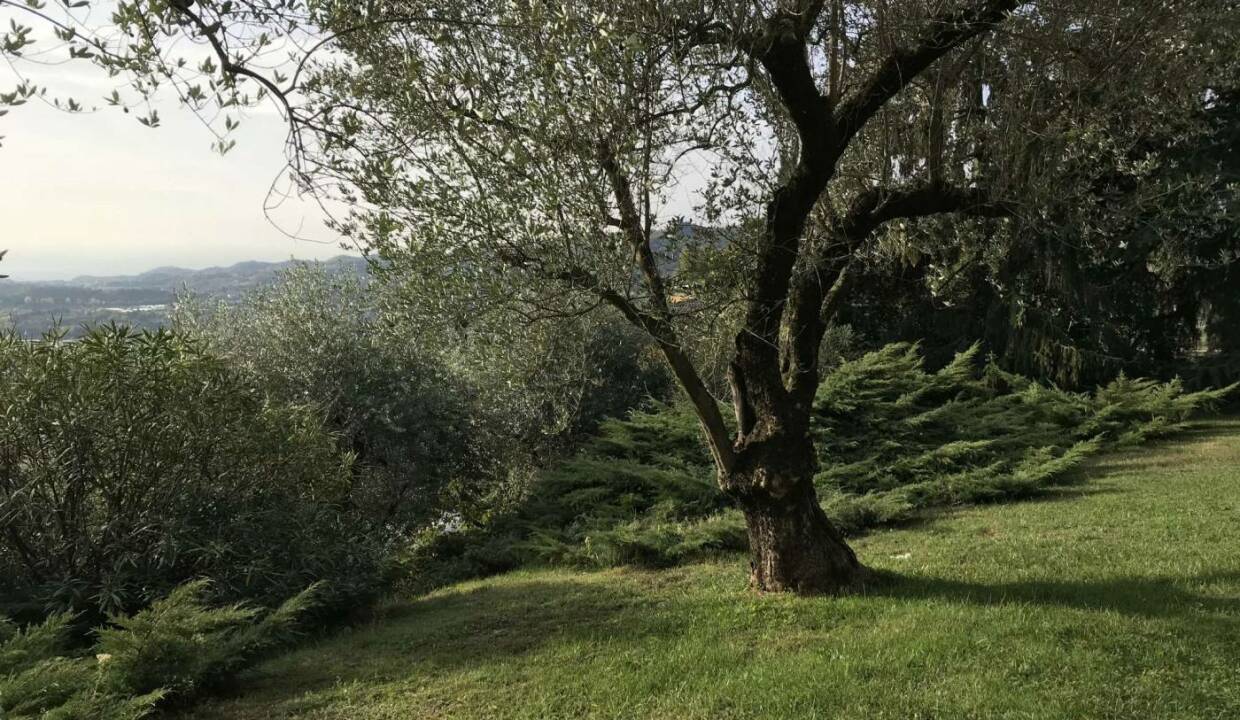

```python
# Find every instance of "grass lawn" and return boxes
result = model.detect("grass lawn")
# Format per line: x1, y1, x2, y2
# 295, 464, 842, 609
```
186, 419, 1240, 720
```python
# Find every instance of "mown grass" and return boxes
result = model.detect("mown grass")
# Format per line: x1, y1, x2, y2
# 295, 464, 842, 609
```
186, 419, 1240, 720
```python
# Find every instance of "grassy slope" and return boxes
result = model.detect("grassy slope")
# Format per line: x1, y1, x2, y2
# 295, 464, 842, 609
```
188, 419, 1240, 720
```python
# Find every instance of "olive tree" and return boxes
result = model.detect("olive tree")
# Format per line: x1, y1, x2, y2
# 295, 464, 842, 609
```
1, 0, 1230, 593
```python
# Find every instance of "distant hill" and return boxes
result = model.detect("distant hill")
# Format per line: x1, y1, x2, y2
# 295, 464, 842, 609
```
1, 255, 368, 338
55, 255, 369, 295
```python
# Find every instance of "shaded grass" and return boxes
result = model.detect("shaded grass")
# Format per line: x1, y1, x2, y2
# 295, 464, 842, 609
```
185, 419, 1240, 720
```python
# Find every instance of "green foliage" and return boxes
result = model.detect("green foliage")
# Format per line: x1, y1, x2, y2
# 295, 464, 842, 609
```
0, 325, 381, 619
803, 344, 1214, 533
844, 63, 1240, 391
528, 402, 725, 527
500, 343, 1232, 569
552, 513, 750, 570
567, 320, 674, 436
0, 614, 71, 674
0, 583, 318, 719
175, 420, 1240, 720
393, 525, 527, 595
177, 266, 669, 535
176, 265, 502, 532
94, 580, 320, 699
503, 402, 734, 570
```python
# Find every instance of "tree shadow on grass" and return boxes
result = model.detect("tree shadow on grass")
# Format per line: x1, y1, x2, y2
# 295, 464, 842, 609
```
202, 577, 654, 701
863, 568, 1240, 635
189, 566, 1240, 717
234, 567, 1238, 681
190, 419, 1240, 715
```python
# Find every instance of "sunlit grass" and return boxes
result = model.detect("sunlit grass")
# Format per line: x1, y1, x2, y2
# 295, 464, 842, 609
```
186, 419, 1240, 720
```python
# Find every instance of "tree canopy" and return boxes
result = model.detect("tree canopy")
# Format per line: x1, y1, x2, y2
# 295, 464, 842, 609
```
2, 0, 1235, 593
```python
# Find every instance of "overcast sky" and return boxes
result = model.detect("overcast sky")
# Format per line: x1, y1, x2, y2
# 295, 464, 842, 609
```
1, 55, 349, 282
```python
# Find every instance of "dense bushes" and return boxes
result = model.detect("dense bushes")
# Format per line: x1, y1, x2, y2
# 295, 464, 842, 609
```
0, 326, 382, 620
5, 314, 1227, 610
179, 266, 679, 534
175, 266, 502, 532
497, 343, 1234, 569
0, 267, 675, 623
0, 581, 317, 718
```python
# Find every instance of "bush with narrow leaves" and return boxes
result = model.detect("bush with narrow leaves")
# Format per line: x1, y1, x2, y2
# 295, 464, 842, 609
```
493, 343, 1234, 569
0, 582, 317, 719
0, 325, 382, 620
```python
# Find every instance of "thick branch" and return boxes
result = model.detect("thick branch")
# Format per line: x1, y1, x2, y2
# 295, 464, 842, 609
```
834, 0, 1020, 145
752, 0, 1017, 416
839, 183, 1015, 242
498, 250, 735, 472
594, 146, 736, 469
598, 142, 673, 320
819, 262, 854, 327
780, 0, 830, 38
589, 281, 736, 473
732, 27, 840, 431
783, 183, 1014, 402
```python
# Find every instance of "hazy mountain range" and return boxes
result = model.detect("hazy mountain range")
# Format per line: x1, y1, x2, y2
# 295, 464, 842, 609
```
1, 256, 367, 338
50, 255, 369, 292
1, 228, 717, 339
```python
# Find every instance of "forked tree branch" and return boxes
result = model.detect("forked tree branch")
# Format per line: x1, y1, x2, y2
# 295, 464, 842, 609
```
498, 246, 736, 472
839, 183, 1016, 242
729, 25, 841, 429
782, 182, 1015, 402
834, 0, 1021, 144
735, 0, 1017, 431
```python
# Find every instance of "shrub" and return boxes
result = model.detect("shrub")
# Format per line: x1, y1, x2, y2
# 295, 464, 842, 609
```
176, 267, 677, 591
568, 319, 674, 435
0, 325, 382, 620
94, 580, 319, 700
0, 582, 317, 719
522, 402, 727, 530
175, 265, 499, 533
499, 343, 1234, 569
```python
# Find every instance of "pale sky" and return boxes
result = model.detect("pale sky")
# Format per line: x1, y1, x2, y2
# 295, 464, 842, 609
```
0, 4, 716, 283
0, 50, 349, 282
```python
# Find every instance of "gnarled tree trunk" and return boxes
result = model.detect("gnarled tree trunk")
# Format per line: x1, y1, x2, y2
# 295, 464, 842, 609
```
740, 481, 862, 594
723, 437, 864, 594
591, 0, 1019, 596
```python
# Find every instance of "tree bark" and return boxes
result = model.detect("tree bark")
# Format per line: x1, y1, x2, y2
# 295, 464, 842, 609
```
723, 436, 864, 594
741, 482, 862, 594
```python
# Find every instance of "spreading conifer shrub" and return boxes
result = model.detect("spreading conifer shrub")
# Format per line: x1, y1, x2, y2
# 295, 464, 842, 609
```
0, 581, 318, 719
506, 344, 1234, 569
0, 326, 382, 621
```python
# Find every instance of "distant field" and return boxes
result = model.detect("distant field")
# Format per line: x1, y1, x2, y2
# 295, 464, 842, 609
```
187, 419, 1240, 720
